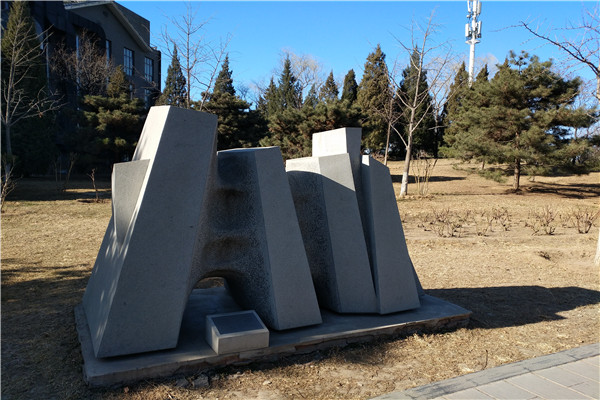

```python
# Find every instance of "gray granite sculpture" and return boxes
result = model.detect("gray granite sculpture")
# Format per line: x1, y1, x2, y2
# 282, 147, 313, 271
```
286, 128, 421, 314
83, 107, 321, 358
83, 108, 422, 359
287, 154, 378, 313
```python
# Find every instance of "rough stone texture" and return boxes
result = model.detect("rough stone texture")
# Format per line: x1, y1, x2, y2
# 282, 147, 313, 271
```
206, 310, 269, 355
192, 147, 322, 331
310, 127, 423, 311
286, 154, 377, 313
361, 155, 421, 313
82, 106, 218, 358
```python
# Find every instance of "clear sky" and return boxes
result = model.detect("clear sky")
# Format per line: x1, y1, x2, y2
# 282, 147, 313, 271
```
121, 1, 598, 100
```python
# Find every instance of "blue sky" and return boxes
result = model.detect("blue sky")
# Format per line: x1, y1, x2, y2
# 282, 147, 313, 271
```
121, 1, 598, 100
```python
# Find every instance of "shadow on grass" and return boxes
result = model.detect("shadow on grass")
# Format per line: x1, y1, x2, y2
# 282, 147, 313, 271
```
391, 175, 466, 184
524, 182, 600, 199
1, 264, 92, 399
6, 178, 111, 202
427, 286, 600, 329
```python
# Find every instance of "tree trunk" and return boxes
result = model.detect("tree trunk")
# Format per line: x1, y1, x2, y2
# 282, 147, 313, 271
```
384, 123, 391, 165
4, 124, 12, 158
400, 129, 414, 197
513, 157, 521, 191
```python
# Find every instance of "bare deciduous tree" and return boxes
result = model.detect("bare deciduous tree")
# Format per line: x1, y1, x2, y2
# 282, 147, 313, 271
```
51, 30, 116, 97
280, 49, 326, 95
391, 11, 453, 197
520, 4, 600, 102
160, 2, 231, 110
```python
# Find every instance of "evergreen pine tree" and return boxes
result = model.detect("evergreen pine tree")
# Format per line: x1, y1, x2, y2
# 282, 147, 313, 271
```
276, 57, 302, 110
475, 64, 489, 83
75, 68, 146, 172
303, 84, 319, 110
442, 62, 469, 139
357, 44, 391, 151
446, 51, 595, 190
212, 55, 235, 96
341, 69, 358, 104
319, 71, 339, 103
204, 56, 265, 150
157, 45, 187, 107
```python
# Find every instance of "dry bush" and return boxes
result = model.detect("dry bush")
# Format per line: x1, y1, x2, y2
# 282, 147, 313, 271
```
526, 206, 558, 235
570, 207, 600, 234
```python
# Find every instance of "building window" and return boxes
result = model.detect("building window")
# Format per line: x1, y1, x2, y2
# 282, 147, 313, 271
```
144, 57, 153, 82
123, 47, 133, 76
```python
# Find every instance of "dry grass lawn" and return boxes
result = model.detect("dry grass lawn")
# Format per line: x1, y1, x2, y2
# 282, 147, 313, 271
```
1, 159, 599, 400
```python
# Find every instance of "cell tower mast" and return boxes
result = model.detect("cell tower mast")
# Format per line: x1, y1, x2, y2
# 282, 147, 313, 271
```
466, 0, 482, 86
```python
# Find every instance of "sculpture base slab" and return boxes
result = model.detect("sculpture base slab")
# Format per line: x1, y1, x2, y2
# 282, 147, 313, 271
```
75, 287, 471, 387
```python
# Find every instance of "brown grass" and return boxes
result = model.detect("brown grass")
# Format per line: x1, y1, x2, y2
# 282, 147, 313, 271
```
2, 160, 599, 400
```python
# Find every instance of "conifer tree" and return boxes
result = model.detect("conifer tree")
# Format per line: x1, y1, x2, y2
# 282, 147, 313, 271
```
204, 55, 265, 150
357, 44, 391, 151
319, 71, 339, 103
341, 69, 358, 104
446, 51, 595, 190
157, 45, 187, 107
75, 67, 146, 172
212, 55, 235, 96
442, 62, 469, 137
257, 77, 278, 119
276, 57, 302, 110
303, 84, 319, 110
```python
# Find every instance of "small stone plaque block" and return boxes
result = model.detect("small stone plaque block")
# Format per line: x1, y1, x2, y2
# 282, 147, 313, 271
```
205, 310, 269, 355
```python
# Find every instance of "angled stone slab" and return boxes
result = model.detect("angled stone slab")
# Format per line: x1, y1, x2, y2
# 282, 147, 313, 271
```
286, 153, 377, 313
82, 106, 218, 358
193, 147, 322, 331
361, 155, 420, 313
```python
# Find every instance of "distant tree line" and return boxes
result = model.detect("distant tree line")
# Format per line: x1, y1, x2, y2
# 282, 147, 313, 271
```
2, 1, 599, 194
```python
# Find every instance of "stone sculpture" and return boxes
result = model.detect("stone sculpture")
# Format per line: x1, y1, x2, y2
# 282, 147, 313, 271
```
83, 107, 320, 358
287, 128, 421, 314
82, 107, 423, 359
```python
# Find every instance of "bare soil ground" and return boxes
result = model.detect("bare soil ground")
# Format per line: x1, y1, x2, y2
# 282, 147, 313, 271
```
2, 159, 599, 400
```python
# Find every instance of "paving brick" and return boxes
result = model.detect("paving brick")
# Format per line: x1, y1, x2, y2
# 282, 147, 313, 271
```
445, 388, 493, 399
534, 365, 590, 387
477, 380, 538, 399
565, 344, 600, 359
521, 352, 576, 371
581, 355, 600, 367
465, 364, 529, 385
571, 379, 600, 398
560, 359, 600, 381
508, 373, 590, 399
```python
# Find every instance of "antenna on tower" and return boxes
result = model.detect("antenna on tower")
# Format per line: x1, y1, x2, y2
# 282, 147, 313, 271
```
466, 0, 482, 86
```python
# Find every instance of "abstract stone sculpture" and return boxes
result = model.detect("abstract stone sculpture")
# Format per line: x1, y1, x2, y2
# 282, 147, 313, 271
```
287, 154, 378, 313
82, 107, 423, 360
287, 128, 421, 314
192, 147, 322, 331
83, 106, 219, 358
83, 107, 321, 358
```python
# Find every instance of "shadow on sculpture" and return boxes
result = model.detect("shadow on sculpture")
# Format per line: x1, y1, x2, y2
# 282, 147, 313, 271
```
81, 106, 426, 359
